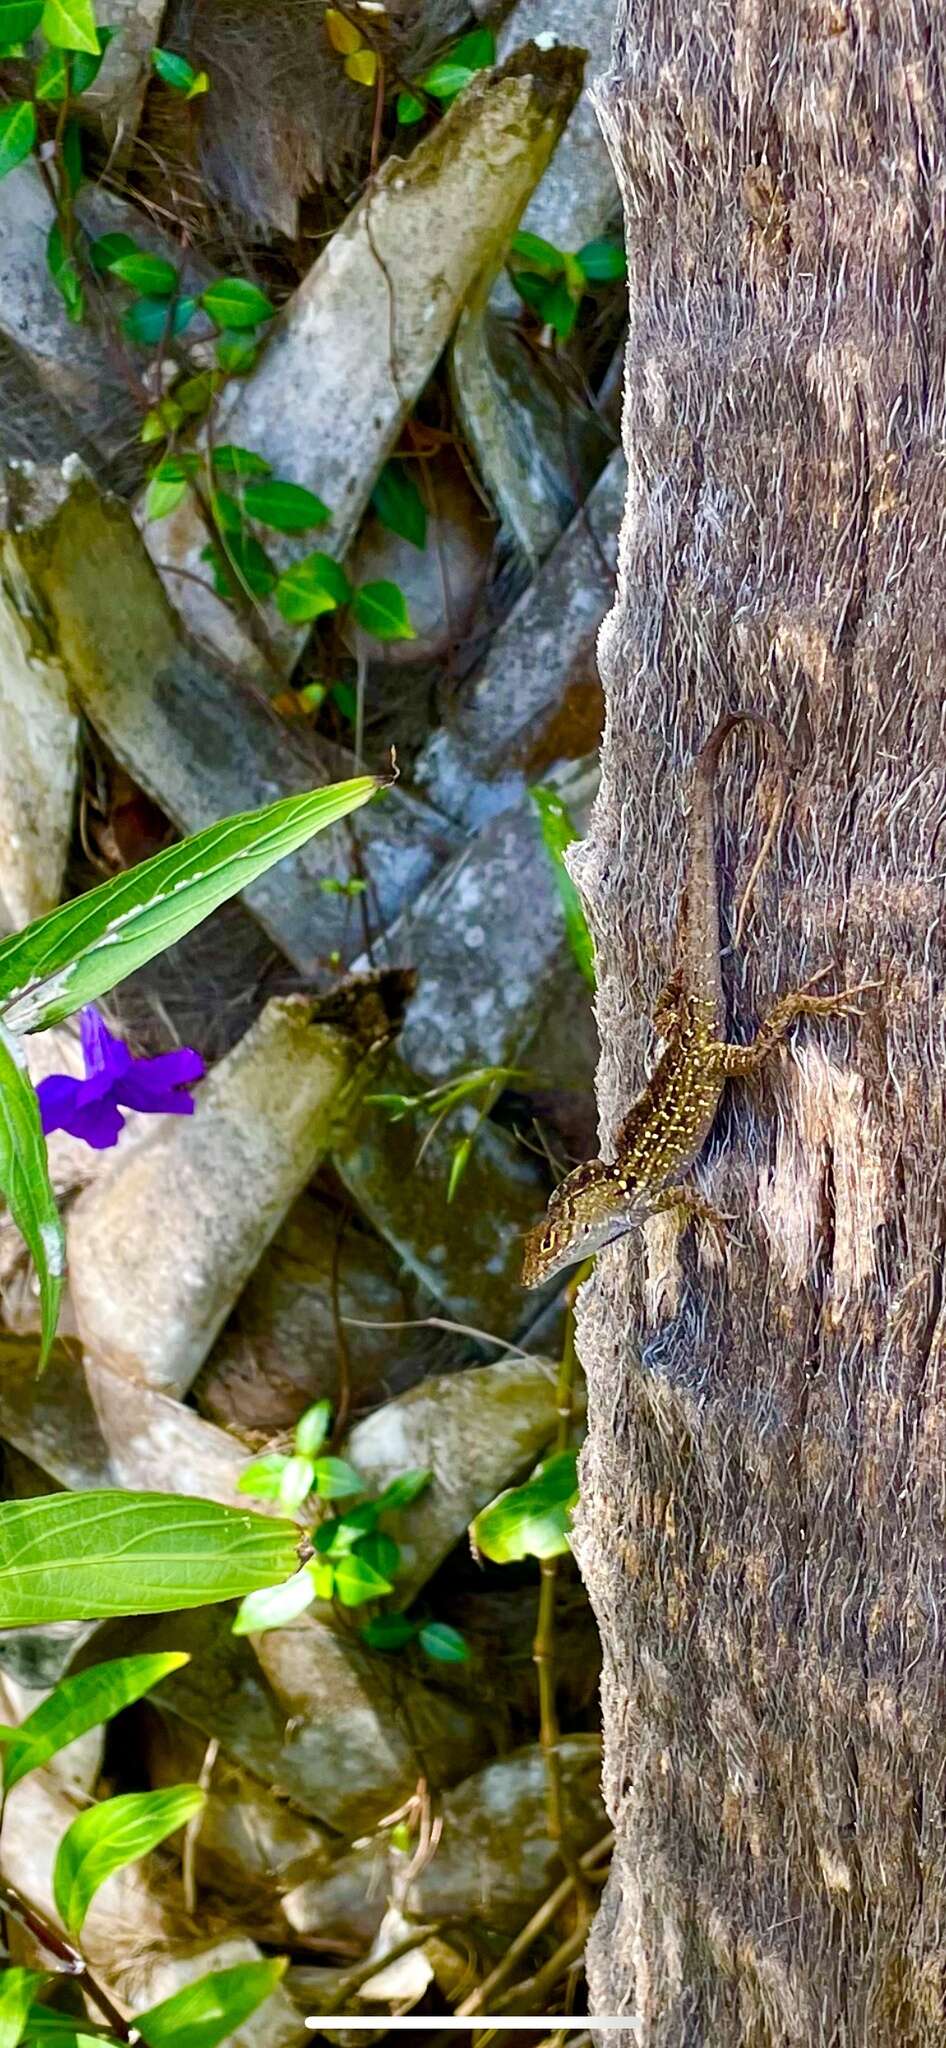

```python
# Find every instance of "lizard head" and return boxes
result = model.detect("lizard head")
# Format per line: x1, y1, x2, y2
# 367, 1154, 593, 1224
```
521, 1157, 644, 1288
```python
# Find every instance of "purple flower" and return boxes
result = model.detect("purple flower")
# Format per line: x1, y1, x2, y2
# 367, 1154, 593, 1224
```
37, 1006, 205, 1151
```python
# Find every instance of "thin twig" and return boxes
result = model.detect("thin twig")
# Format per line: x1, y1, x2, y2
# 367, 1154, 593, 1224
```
457, 1830, 613, 2015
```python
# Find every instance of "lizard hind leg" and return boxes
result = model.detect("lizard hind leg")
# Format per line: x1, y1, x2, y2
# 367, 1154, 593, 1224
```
717, 973, 879, 1078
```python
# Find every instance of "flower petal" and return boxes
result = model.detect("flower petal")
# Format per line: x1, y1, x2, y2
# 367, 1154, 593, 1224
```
80, 1006, 132, 1085
36, 1074, 124, 1148
116, 1076, 199, 1117
36, 1073, 84, 1137
116, 1046, 204, 1113
67, 1097, 126, 1149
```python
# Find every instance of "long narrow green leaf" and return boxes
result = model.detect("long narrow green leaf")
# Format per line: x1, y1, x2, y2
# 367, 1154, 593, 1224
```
0, 1493, 299, 1626
0, 1023, 64, 1369
135, 1958, 288, 2048
529, 785, 595, 989
0, 1970, 44, 2048
53, 1785, 205, 1937
0, 778, 378, 1034
0, 1652, 189, 1794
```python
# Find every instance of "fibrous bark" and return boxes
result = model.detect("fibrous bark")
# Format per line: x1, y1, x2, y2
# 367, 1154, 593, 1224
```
575, 5, 946, 2042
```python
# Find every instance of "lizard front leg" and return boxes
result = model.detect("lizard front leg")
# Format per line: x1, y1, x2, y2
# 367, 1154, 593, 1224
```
716, 974, 877, 1078
649, 1183, 730, 1244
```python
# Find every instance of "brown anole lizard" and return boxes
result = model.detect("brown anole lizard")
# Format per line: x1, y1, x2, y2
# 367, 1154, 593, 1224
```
522, 711, 874, 1287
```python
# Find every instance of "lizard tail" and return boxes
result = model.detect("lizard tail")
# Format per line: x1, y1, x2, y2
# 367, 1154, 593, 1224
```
693, 711, 789, 954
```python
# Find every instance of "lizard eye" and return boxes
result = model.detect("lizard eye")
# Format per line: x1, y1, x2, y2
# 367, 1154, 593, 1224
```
541, 1229, 554, 1252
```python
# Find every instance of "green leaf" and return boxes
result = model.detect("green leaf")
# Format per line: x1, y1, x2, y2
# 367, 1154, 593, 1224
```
35, 44, 69, 96
0, 1652, 188, 1794
274, 551, 351, 624
70, 23, 113, 91
0, 0, 42, 40
218, 528, 276, 597
361, 1613, 416, 1652
529, 784, 595, 989
210, 444, 271, 477
418, 58, 474, 99
201, 277, 274, 330
40, 0, 97, 51
511, 269, 554, 318
54, 1785, 205, 1936
396, 90, 424, 124
509, 229, 564, 274
89, 230, 136, 274
143, 456, 193, 521
108, 250, 178, 296
575, 236, 626, 282
295, 1399, 332, 1456
0, 1022, 63, 1369
209, 487, 244, 537
122, 294, 197, 346
0, 102, 36, 181
215, 329, 257, 373
471, 1449, 579, 1562
311, 1456, 362, 1500
232, 1567, 316, 1635
370, 462, 426, 549
136, 1960, 288, 2048
448, 25, 494, 68
0, 775, 379, 1033
277, 1453, 315, 1511
140, 397, 185, 444
60, 113, 82, 192
345, 46, 375, 84
333, 1553, 393, 1606
418, 1620, 469, 1662
0, 1969, 44, 2048
242, 478, 330, 533
237, 1453, 288, 1500
447, 1132, 473, 1201
354, 1530, 399, 1578
312, 1560, 335, 1601
375, 1468, 431, 1513
22, 2019, 115, 2046
174, 370, 217, 415
0, 1493, 300, 1627
542, 274, 580, 339
352, 579, 415, 642
46, 221, 84, 324
150, 46, 208, 96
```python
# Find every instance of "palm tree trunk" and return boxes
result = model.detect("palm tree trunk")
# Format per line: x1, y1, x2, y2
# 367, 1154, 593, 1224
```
574, 5, 946, 2041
